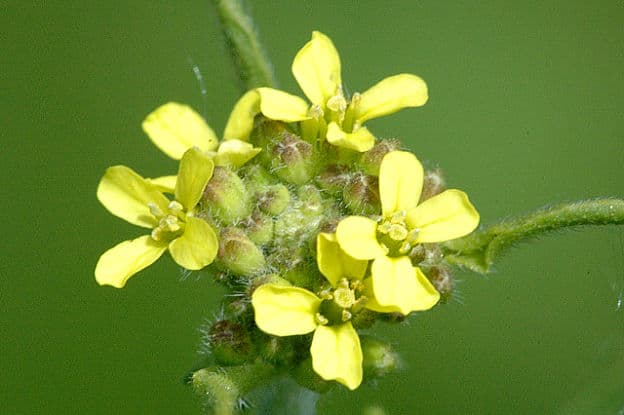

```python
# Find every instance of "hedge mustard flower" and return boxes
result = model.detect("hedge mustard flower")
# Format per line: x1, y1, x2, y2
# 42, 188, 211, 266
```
95, 148, 218, 288
335, 151, 479, 312
252, 233, 370, 389
142, 91, 261, 168
255, 31, 428, 152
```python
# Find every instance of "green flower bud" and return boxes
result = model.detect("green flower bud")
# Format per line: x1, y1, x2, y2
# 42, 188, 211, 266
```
358, 138, 402, 176
218, 227, 266, 275
360, 335, 400, 379
240, 210, 274, 245
203, 167, 251, 225
240, 164, 275, 193
427, 265, 454, 304
209, 320, 253, 365
419, 168, 446, 202
257, 184, 290, 216
271, 133, 317, 185
315, 164, 351, 195
342, 172, 381, 215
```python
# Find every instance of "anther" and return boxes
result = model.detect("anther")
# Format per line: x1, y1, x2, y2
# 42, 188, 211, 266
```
168, 200, 183, 213
315, 313, 329, 325
341, 310, 352, 322
148, 202, 164, 218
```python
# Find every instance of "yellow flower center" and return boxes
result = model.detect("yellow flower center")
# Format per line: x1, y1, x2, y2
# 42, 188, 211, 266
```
377, 211, 420, 256
317, 278, 367, 325
149, 200, 187, 242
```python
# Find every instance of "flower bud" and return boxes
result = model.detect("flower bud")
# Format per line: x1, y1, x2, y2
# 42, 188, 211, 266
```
240, 210, 274, 246
240, 164, 275, 193
342, 172, 381, 215
257, 184, 290, 216
427, 265, 454, 304
316, 164, 351, 195
271, 133, 317, 185
209, 320, 253, 365
218, 227, 266, 275
419, 168, 446, 202
203, 167, 251, 225
358, 138, 402, 176
360, 335, 400, 379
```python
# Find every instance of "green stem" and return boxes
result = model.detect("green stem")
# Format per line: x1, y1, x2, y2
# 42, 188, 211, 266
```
212, 0, 277, 91
444, 198, 624, 274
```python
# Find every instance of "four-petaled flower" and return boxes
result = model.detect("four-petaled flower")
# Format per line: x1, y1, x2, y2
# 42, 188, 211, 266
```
95, 148, 218, 288
251, 231, 439, 389
142, 91, 262, 170
255, 31, 429, 152
335, 151, 480, 313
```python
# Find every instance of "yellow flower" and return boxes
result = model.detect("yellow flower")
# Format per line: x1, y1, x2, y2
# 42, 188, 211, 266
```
335, 151, 480, 313
95, 148, 219, 288
252, 232, 434, 389
255, 31, 429, 152
141, 91, 262, 168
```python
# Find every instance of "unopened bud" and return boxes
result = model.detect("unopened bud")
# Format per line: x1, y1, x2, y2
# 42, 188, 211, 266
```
427, 265, 454, 303
410, 243, 443, 267
316, 164, 351, 195
240, 211, 274, 245
257, 184, 290, 215
209, 320, 253, 365
218, 227, 266, 275
203, 167, 251, 225
342, 173, 381, 215
272, 133, 317, 184
358, 138, 402, 176
419, 169, 446, 202
240, 164, 275, 193
360, 335, 400, 379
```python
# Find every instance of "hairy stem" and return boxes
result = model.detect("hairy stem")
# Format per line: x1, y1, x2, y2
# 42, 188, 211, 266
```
212, 0, 277, 91
444, 198, 624, 273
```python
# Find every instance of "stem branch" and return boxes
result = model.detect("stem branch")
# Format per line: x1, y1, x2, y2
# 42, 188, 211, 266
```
444, 198, 624, 273
212, 0, 277, 92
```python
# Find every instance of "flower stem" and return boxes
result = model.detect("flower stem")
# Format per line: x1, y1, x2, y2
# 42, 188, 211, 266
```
212, 0, 277, 91
443, 198, 624, 274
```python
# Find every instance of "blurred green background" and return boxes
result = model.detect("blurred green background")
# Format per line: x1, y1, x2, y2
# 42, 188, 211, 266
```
2, 1, 623, 413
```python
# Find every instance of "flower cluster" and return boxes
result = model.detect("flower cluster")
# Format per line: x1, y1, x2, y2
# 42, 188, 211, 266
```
95, 31, 479, 394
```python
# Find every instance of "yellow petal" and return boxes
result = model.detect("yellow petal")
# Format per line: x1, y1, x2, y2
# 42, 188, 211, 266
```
95, 235, 167, 288
367, 256, 439, 315
213, 139, 261, 168
142, 102, 219, 160
336, 216, 387, 260
310, 323, 363, 390
326, 122, 375, 152
175, 148, 214, 211
406, 189, 480, 243
292, 31, 342, 106
257, 87, 310, 122
356, 74, 428, 123
379, 151, 423, 217
317, 233, 368, 286
146, 175, 177, 194
222, 90, 260, 141
97, 165, 169, 228
251, 284, 320, 336
168, 216, 218, 270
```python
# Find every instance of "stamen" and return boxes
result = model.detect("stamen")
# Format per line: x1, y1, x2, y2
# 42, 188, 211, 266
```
148, 202, 164, 218
341, 310, 352, 322
315, 312, 329, 325
163, 215, 181, 232
326, 94, 347, 113
168, 200, 183, 213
